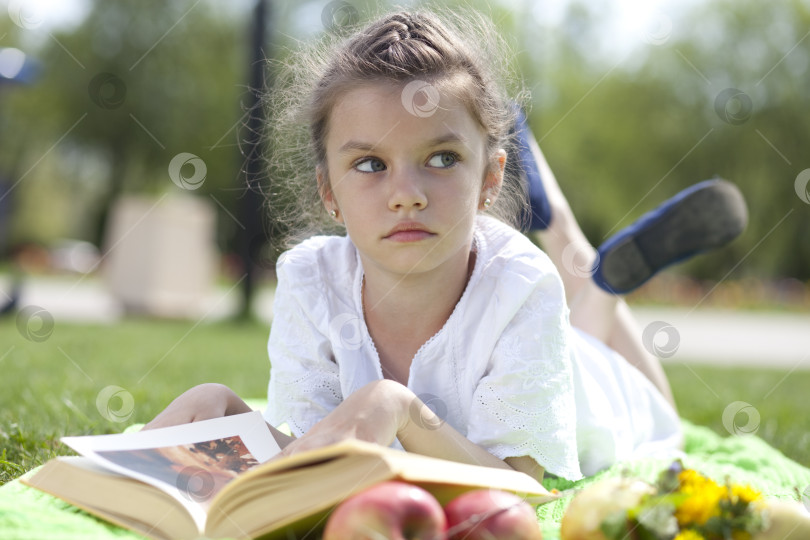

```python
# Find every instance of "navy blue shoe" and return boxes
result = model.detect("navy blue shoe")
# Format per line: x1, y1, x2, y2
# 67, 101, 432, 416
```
592, 178, 748, 294
508, 105, 552, 230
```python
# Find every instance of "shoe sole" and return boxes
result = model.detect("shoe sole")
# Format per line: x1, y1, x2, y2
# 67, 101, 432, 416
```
598, 180, 748, 294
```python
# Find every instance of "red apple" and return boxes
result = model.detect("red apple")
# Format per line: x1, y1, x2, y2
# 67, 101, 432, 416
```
323, 481, 447, 540
444, 489, 542, 540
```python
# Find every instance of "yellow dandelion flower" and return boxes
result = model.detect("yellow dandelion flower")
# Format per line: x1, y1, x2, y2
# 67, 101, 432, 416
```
730, 483, 761, 504
675, 483, 725, 526
673, 530, 705, 540
679, 470, 720, 494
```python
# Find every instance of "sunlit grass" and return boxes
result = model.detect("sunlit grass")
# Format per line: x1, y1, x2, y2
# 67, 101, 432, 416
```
1, 318, 807, 485
0, 317, 271, 484
665, 362, 810, 468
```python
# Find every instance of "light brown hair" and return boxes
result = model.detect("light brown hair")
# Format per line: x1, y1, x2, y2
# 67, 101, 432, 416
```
264, 7, 529, 252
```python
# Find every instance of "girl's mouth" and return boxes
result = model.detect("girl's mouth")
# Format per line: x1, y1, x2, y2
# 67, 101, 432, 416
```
384, 222, 435, 242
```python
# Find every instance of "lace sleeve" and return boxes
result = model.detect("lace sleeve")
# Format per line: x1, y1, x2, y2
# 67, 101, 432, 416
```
264, 261, 343, 438
465, 271, 583, 480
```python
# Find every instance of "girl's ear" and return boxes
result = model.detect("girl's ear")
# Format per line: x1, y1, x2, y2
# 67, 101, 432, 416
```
481, 149, 506, 208
317, 165, 341, 221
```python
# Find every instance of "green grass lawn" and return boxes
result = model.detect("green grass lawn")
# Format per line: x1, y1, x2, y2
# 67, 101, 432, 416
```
666, 363, 810, 468
1, 318, 808, 485
0, 317, 271, 484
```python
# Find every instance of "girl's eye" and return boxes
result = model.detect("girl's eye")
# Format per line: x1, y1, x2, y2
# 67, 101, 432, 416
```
355, 158, 386, 173
427, 152, 459, 168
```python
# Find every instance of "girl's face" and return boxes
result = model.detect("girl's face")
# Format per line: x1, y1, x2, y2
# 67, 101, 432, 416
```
319, 82, 505, 281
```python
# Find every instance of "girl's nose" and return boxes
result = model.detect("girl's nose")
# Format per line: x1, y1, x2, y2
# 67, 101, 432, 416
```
388, 166, 428, 211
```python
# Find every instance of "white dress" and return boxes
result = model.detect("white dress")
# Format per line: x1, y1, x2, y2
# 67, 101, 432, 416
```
264, 216, 682, 480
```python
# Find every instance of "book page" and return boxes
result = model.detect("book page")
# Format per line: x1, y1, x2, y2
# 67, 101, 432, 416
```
23, 457, 200, 540
61, 411, 280, 529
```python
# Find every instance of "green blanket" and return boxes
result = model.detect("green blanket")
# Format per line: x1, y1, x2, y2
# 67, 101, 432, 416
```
1, 420, 808, 540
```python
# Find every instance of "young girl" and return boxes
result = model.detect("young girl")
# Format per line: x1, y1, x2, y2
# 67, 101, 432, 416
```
146, 9, 746, 482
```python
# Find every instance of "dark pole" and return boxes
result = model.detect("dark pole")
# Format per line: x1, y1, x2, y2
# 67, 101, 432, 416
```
0, 49, 39, 315
238, 0, 269, 319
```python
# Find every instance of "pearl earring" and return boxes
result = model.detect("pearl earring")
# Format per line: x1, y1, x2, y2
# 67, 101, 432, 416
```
330, 209, 338, 219
483, 198, 492, 208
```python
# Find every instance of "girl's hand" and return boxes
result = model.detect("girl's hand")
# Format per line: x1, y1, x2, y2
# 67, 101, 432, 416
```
143, 383, 252, 430
273, 379, 539, 479
277, 379, 410, 457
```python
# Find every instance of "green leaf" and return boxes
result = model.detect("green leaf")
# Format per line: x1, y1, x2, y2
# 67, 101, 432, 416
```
636, 503, 679, 539
600, 510, 630, 540
656, 459, 684, 494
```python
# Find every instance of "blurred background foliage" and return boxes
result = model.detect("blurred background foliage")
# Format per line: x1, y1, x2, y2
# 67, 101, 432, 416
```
1, 0, 809, 282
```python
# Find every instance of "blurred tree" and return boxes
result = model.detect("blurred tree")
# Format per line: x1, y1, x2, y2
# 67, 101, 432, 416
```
669, 0, 810, 280
2, 0, 249, 253
522, 0, 810, 281
2, 0, 809, 283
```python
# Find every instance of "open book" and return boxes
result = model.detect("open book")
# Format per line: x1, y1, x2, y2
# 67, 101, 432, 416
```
22, 411, 558, 540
